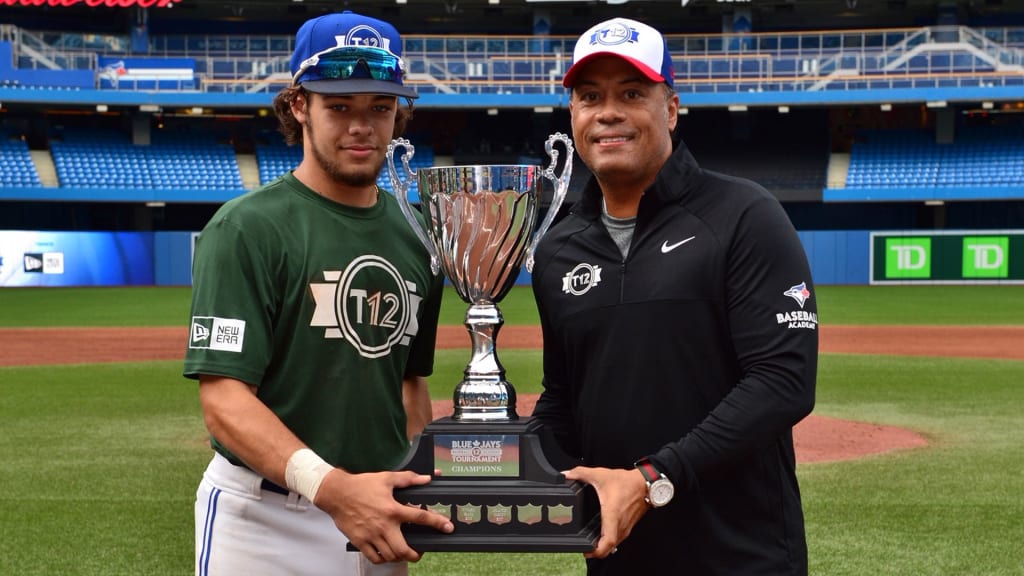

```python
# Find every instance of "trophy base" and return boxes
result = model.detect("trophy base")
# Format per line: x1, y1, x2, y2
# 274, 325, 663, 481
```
391, 417, 600, 553
392, 526, 601, 553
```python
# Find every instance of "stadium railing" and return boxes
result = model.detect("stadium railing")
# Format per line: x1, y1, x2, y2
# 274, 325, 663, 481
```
4, 25, 1024, 96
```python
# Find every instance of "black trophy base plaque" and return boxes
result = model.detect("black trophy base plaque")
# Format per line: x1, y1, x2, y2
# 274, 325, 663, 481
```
391, 417, 599, 552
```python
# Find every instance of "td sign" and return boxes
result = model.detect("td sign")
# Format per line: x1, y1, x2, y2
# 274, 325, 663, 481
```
885, 237, 931, 278
962, 237, 1008, 278
872, 231, 1022, 284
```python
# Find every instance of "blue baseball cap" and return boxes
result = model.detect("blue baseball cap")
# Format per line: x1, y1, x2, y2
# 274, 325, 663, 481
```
563, 18, 674, 89
290, 11, 418, 99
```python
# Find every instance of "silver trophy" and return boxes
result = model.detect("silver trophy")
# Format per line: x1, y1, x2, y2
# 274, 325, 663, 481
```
383, 135, 598, 552
388, 134, 573, 422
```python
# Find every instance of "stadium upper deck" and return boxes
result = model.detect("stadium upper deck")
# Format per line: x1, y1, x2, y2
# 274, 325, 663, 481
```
3, 1, 1014, 103
4, 0, 1022, 37
2, 0, 1024, 218
4, 22, 1024, 111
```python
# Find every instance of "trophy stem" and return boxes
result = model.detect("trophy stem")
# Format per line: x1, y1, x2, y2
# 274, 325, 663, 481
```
452, 302, 518, 422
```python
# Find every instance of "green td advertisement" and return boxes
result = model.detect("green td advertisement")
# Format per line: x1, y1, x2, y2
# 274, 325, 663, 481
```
872, 231, 1023, 284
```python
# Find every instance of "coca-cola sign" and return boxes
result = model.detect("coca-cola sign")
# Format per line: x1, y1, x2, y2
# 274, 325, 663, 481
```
3, 0, 181, 7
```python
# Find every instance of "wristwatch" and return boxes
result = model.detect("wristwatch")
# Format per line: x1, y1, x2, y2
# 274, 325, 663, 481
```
635, 458, 675, 508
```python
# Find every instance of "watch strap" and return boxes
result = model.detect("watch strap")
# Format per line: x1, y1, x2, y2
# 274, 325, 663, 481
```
635, 458, 661, 483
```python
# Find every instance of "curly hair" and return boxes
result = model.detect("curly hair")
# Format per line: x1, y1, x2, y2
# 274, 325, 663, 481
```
272, 86, 414, 146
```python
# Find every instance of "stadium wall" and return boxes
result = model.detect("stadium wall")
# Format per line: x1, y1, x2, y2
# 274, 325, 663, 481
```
4, 228, 1022, 287
0, 42, 93, 90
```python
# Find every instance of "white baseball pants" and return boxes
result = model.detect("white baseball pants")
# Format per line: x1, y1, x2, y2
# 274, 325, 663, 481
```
195, 452, 408, 576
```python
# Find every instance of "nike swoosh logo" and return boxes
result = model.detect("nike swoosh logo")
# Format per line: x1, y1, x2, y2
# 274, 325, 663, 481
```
661, 236, 696, 253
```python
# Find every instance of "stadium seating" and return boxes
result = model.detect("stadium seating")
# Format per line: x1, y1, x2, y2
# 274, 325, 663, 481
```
50, 128, 244, 191
3, 22, 1024, 206
254, 141, 301, 186
846, 126, 1024, 188
0, 133, 42, 188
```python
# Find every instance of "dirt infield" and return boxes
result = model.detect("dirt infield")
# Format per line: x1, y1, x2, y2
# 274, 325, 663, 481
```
3, 324, 1022, 463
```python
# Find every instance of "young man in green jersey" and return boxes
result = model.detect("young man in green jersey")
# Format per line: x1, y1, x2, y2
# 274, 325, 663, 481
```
185, 11, 453, 575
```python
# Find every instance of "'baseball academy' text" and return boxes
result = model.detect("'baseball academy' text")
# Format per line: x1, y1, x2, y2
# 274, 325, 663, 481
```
776, 310, 818, 330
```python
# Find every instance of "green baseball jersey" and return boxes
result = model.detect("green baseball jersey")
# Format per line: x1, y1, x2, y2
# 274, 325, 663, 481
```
184, 173, 444, 473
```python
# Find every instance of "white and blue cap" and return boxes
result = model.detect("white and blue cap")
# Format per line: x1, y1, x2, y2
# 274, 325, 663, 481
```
290, 10, 418, 99
563, 17, 674, 89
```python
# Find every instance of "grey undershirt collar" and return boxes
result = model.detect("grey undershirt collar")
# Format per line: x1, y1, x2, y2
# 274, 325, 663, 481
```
601, 198, 636, 259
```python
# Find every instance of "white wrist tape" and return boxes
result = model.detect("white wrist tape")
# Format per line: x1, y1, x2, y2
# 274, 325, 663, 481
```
285, 448, 333, 503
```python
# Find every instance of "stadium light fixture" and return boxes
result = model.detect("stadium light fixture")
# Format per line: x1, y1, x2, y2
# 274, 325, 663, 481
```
139, 104, 160, 113
487, 108, 499, 116
926, 101, 947, 108
880, 103, 892, 111
982, 102, 994, 110
727, 105, 748, 112
778, 106, 790, 114
534, 106, 554, 113
96, 104, 108, 113
678, 107, 689, 115
395, 0, 406, 4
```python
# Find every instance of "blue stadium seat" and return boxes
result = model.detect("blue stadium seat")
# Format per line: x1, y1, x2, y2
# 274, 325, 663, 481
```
846, 126, 1024, 189
50, 128, 244, 191
0, 136, 43, 187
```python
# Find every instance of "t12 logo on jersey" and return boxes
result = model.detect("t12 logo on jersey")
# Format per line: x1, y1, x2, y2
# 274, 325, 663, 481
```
309, 254, 423, 359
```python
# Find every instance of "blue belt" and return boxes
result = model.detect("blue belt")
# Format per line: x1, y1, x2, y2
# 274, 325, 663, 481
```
260, 479, 290, 496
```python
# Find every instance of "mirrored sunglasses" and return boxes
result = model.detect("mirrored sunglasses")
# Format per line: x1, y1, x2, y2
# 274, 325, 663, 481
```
292, 45, 405, 86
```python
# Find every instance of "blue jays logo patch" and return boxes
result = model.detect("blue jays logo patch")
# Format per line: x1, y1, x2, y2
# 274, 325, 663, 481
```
784, 282, 811, 309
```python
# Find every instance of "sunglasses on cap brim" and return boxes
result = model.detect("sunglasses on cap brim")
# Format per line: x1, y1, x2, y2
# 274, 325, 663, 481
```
292, 45, 405, 86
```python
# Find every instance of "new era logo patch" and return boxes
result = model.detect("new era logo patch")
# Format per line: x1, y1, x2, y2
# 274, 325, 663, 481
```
191, 322, 210, 343
189, 316, 246, 353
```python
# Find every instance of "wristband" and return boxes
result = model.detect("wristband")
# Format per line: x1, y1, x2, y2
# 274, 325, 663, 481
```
285, 448, 334, 503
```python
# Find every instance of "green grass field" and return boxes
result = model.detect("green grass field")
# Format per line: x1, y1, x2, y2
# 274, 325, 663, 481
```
1, 286, 1022, 575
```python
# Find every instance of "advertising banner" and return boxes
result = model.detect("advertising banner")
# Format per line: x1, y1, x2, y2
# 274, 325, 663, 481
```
0, 231, 154, 287
870, 230, 1024, 284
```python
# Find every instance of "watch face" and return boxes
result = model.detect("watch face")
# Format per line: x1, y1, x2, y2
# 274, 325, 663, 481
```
649, 478, 674, 507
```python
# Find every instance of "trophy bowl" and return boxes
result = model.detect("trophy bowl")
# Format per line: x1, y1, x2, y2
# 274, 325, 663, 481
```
382, 134, 599, 553
389, 134, 573, 422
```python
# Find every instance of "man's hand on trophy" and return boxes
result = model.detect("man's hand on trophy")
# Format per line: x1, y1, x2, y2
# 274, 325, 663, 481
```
562, 466, 649, 559
315, 469, 455, 563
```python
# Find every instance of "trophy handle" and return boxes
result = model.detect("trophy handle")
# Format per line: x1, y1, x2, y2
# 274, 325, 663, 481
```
524, 132, 574, 273
388, 138, 440, 275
